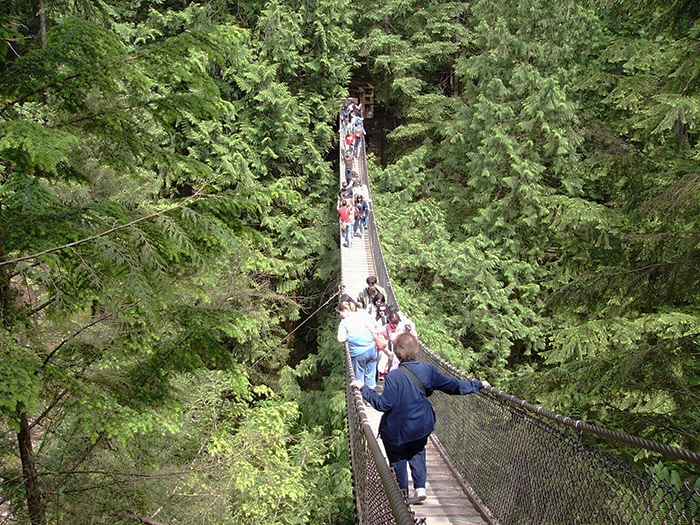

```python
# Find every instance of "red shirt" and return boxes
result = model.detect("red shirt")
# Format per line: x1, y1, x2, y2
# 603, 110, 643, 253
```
338, 205, 352, 223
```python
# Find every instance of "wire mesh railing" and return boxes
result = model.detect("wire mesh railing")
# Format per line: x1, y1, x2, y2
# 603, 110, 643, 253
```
342, 113, 700, 524
420, 350, 700, 525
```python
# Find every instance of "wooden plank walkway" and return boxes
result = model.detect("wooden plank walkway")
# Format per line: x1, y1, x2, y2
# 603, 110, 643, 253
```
340, 220, 487, 525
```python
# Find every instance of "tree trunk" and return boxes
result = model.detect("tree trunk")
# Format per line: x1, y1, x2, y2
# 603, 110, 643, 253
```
38, 0, 47, 48
18, 408, 46, 525
0, 204, 11, 328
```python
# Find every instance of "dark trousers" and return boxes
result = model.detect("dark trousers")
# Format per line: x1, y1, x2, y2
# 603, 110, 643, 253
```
383, 436, 428, 490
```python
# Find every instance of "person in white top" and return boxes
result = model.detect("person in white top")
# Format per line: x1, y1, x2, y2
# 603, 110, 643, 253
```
336, 300, 378, 387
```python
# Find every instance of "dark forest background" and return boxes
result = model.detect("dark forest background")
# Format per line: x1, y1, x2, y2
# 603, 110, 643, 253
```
1, 0, 698, 523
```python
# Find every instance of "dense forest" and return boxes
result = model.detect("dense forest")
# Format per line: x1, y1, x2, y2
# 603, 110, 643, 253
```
0, 0, 698, 523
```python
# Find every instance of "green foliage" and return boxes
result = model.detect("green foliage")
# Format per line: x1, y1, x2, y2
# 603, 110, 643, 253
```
365, 0, 597, 378
0, 336, 41, 417
360, 0, 700, 476
21, 369, 351, 524
0, 121, 77, 174
0, 0, 355, 522
374, 177, 543, 373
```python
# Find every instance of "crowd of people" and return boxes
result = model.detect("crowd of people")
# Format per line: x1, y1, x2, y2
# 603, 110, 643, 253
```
337, 275, 490, 506
338, 97, 370, 249
337, 276, 415, 392
342, 97, 365, 158
335, 101, 491, 508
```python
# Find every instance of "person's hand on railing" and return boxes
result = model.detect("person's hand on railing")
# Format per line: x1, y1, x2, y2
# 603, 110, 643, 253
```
350, 379, 364, 390
481, 380, 491, 390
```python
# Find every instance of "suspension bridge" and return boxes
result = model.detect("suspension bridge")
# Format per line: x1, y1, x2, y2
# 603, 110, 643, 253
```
338, 118, 700, 525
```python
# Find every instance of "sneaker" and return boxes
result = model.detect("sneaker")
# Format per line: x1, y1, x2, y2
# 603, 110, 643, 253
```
410, 488, 426, 504
342, 242, 348, 247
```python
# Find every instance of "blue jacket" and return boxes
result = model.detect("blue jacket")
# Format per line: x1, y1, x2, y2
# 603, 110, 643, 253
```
360, 360, 483, 446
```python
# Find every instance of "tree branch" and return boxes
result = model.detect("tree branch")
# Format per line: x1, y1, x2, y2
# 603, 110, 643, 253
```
108, 512, 166, 525
27, 298, 54, 318
0, 187, 205, 268
0, 73, 82, 115
28, 389, 67, 431
41, 312, 112, 369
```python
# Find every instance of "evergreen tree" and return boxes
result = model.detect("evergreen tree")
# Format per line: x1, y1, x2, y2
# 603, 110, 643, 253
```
0, 0, 356, 521
359, 0, 700, 475
523, 0, 700, 461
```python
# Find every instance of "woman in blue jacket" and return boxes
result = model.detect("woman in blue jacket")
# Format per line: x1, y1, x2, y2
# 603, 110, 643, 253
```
351, 333, 490, 504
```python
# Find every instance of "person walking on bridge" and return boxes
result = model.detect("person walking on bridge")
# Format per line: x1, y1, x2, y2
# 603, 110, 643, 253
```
343, 151, 355, 184
338, 199, 354, 248
351, 333, 490, 505
377, 311, 406, 379
356, 275, 386, 311
337, 300, 378, 388
354, 194, 369, 240
352, 115, 365, 157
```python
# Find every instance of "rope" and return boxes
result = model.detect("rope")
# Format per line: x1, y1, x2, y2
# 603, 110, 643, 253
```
247, 288, 340, 370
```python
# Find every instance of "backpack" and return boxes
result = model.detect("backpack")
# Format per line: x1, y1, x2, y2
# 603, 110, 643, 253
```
345, 134, 354, 145
354, 128, 362, 138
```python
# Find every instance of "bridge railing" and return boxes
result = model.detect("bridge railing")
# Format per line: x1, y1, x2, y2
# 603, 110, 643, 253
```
344, 347, 417, 525
419, 350, 700, 525
354, 127, 700, 524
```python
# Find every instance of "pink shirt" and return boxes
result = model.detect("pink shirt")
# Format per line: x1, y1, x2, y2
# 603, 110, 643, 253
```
383, 321, 407, 373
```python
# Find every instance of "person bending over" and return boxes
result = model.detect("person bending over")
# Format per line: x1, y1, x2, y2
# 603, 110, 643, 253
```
351, 333, 490, 504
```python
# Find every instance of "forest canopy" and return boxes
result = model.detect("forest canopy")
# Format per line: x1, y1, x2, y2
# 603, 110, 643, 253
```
361, 0, 700, 475
1, 0, 699, 523
1, 0, 354, 523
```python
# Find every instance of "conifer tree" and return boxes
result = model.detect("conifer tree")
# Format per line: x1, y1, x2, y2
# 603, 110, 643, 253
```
0, 0, 355, 521
524, 0, 700, 459
360, 0, 700, 471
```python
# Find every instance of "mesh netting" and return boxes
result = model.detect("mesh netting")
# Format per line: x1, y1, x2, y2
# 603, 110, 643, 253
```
421, 349, 700, 525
